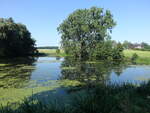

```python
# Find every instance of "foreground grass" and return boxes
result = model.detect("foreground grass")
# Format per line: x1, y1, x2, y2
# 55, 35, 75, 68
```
0, 82, 150, 113
124, 50, 150, 65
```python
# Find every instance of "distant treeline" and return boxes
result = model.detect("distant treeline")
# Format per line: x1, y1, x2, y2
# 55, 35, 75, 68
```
37, 46, 59, 49
122, 41, 150, 51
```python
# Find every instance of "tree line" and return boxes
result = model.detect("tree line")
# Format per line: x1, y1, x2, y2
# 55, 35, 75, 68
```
0, 18, 37, 57
37, 46, 59, 49
1, 7, 148, 60
122, 41, 150, 50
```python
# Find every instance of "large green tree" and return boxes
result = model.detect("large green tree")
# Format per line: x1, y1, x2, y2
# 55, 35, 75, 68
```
0, 18, 37, 57
58, 7, 116, 60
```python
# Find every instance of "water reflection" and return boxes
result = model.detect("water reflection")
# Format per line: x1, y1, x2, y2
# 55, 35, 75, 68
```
0, 57, 37, 88
60, 56, 127, 85
0, 56, 150, 89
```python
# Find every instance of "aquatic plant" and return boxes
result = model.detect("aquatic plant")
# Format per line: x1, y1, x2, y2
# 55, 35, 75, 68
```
0, 81, 150, 113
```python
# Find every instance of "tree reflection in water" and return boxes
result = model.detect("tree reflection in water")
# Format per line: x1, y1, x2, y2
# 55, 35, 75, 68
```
60, 56, 127, 85
0, 57, 37, 88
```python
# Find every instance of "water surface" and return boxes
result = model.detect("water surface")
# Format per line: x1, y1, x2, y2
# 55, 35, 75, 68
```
0, 56, 150, 104
1, 57, 150, 88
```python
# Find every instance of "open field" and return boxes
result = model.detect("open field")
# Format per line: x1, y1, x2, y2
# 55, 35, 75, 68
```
37, 49, 66, 57
124, 50, 150, 65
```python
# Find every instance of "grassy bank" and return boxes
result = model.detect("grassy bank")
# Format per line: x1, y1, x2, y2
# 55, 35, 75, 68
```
124, 50, 150, 65
38, 49, 150, 64
0, 82, 150, 113
37, 49, 67, 57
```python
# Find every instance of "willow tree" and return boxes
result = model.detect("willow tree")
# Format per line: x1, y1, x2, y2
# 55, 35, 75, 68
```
58, 7, 116, 60
0, 18, 37, 57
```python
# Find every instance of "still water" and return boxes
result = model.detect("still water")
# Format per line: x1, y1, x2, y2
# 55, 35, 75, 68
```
0, 56, 150, 89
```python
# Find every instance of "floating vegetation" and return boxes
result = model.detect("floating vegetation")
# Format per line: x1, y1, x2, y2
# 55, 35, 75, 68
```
0, 64, 10, 67
0, 79, 82, 106
61, 67, 76, 70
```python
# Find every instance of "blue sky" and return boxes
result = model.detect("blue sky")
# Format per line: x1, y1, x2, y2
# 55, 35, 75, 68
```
0, 0, 150, 46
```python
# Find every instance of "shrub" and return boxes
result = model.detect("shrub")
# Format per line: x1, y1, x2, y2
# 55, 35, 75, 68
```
56, 49, 60, 54
131, 53, 138, 63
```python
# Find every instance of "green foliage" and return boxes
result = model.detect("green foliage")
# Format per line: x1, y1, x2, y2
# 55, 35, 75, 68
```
58, 7, 116, 60
122, 41, 150, 50
0, 18, 37, 57
131, 53, 138, 63
122, 40, 133, 49
56, 49, 60, 54
92, 41, 124, 60
92, 41, 113, 60
111, 43, 124, 60
141, 42, 150, 49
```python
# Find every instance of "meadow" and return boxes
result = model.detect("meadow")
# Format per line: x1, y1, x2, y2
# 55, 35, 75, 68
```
124, 50, 150, 64
37, 49, 66, 57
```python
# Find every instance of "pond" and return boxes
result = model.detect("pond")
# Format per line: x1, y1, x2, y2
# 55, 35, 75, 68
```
0, 56, 150, 104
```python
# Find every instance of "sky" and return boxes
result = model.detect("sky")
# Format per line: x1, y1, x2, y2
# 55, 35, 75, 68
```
0, 0, 150, 46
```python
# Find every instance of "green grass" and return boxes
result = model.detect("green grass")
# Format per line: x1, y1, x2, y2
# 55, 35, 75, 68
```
124, 49, 150, 65
37, 49, 67, 57
0, 82, 150, 113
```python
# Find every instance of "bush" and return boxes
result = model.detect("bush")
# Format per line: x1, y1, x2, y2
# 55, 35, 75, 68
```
92, 42, 124, 61
131, 53, 138, 63
56, 49, 60, 54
